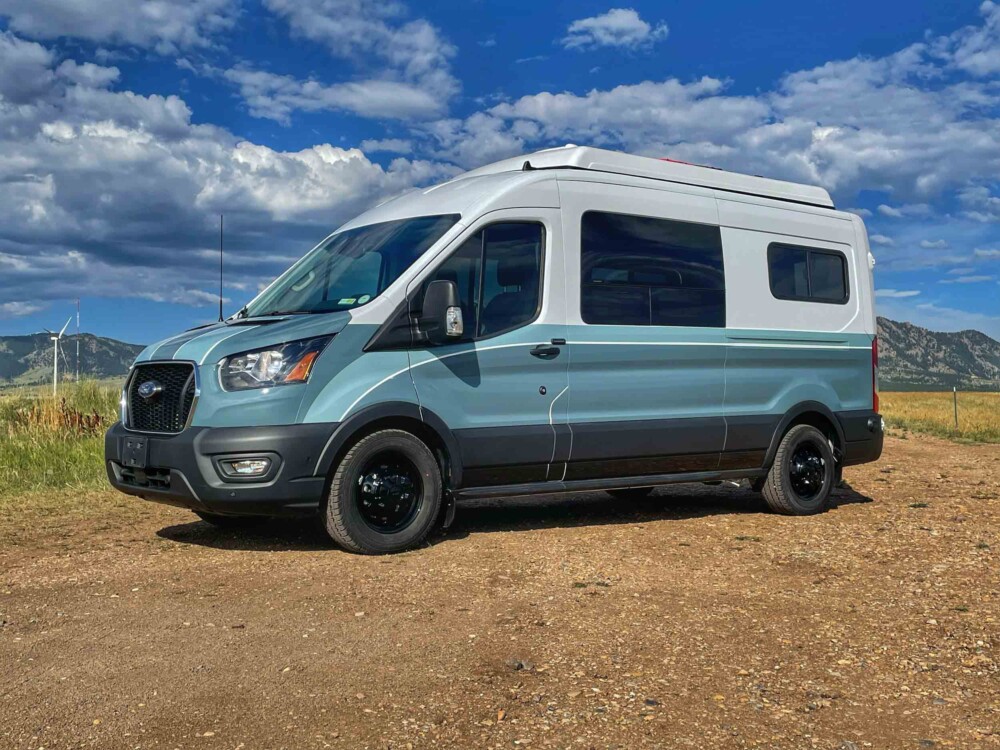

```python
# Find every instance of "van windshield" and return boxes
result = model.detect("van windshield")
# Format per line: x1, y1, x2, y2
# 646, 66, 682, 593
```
244, 214, 460, 318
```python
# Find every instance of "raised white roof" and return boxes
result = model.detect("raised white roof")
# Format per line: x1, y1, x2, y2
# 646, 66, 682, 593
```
457, 145, 834, 209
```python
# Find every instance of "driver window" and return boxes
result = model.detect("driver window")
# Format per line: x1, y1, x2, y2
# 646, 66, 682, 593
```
422, 222, 544, 342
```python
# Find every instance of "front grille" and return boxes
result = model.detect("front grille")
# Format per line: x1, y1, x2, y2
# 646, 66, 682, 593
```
127, 362, 197, 433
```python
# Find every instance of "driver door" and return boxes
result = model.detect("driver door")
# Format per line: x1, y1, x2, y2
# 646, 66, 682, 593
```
405, 209, 570, 487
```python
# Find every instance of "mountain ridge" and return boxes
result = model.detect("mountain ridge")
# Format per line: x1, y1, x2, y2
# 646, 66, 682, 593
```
1, 318, 998, 390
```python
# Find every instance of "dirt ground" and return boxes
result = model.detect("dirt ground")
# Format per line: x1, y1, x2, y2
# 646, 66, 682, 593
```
1, 434, 998, 750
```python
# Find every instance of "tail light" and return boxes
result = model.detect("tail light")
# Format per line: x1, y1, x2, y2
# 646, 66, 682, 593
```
872, 336, 879, 413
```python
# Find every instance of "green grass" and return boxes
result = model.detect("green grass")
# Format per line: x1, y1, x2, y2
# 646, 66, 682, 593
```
0, 380, 121, 496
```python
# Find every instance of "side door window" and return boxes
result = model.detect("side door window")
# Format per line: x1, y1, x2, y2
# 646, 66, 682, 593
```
422, 222, 544, 340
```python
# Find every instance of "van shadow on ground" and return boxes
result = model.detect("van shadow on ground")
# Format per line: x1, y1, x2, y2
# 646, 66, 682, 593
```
155, 482, 873, 553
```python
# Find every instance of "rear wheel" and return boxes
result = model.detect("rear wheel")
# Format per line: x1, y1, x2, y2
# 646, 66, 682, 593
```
324, 429, 442, 554
761, 424, 835, 515
607, 487, 655, 500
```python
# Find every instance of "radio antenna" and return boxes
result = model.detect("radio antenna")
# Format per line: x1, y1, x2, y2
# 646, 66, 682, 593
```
218, 214, 224, 322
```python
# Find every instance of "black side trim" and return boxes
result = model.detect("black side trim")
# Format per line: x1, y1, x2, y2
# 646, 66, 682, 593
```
569, 417, 725, 461
454, 424, 553, 485
455, 468, 764, 500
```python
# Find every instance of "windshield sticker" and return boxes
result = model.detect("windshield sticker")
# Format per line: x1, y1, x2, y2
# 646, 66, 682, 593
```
357, 294, 371, 304
338, 297, 357, 305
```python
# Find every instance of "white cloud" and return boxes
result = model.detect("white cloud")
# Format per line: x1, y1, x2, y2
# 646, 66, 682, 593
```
223, 66, 448, 123
878, 204, 903, 218
0, 32, 457, 317
920, 239, 949, 249
0, 0, 238, 54
360, 138, 413, 154
947, 267, 976, 274
561, 8, 668, 51
870, 234, 895, 246
876, 289, 921, 298
974, 248, 1000, 258
940, 275, 995, 284
0, 301, 44, 318
261, 0, 458, 104
934, 0, 1000, 77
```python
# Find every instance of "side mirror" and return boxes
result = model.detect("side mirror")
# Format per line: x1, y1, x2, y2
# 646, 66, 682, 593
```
420, 279, 464, 344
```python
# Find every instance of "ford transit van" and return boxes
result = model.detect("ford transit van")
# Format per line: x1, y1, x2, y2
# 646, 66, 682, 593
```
106, 146, 883, 554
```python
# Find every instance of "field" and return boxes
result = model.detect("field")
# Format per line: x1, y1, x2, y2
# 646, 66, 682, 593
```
1, 385, 998, 748
882, 390, 1000, 443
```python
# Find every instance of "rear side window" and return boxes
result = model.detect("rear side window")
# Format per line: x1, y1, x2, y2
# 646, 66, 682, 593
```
580, 211, 725, 327
768, 244, 848, 304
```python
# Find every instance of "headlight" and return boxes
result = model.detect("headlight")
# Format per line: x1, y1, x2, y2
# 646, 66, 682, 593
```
219, 336, 333, 391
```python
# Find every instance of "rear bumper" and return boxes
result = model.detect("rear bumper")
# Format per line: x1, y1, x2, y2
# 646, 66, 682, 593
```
836, 410, 884, 466
104, 421, 337, 517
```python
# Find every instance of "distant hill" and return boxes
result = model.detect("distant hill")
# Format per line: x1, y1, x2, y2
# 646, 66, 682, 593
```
0, 333, 144, 387
877, 317, 1000, 391
2, 319, 998, 391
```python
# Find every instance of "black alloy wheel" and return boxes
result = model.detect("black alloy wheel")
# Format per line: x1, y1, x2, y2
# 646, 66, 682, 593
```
355, 451, 423, 533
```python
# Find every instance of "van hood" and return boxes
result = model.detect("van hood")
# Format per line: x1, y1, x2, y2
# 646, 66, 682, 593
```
133, 311, 353, 366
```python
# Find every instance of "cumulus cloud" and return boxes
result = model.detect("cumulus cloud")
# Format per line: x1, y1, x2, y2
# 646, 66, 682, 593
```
974, 248, 1000, 258
870, 234, 895, 246
0, 0, 239, 54
920, 239, 950, 249
217, 1, 459, 124
0, 31, 457, 315
426, 8, 1000, 207
223, 66, 448, 123
561, 8, 668, 51
876, 289, 921, 298
0, 301, 44, 318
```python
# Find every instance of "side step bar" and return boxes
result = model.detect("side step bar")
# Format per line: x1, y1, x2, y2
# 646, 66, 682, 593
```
454, 468, 766, 501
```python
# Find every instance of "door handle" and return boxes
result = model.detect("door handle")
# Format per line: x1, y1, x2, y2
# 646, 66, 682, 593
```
530, 344, 561, 359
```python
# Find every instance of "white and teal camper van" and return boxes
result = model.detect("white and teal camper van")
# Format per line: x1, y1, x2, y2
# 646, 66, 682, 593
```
106, 146, 883, 554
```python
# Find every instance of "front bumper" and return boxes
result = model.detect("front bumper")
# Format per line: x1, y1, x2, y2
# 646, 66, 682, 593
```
105, 421, 337, 517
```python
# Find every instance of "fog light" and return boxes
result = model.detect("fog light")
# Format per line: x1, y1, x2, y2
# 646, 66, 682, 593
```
225, 458, 271, 476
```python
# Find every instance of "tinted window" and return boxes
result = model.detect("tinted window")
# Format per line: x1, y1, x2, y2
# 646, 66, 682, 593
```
423, 222, 543, 341
768, 244, 848, 304
580, 211, 725, 327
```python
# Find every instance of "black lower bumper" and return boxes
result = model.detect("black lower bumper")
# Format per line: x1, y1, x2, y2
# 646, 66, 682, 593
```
105, 421, 337, 517
836, 410, 884, 466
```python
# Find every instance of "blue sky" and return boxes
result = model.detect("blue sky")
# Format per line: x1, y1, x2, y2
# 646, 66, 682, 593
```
0, 0, 999, 343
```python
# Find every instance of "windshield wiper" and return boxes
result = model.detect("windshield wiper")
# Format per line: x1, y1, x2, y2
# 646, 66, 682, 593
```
249, 309, 319, 318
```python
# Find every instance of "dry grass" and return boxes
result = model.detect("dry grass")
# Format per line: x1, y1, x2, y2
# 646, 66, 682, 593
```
881, 390, 1000, 443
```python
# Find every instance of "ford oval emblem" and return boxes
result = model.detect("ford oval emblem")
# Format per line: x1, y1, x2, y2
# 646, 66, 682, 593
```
137, 380, 164, 400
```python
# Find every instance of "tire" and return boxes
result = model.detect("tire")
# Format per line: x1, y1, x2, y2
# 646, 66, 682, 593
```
324, 429, 442, 554
761, 424, 836, 515
194, 511, 262, 528
607, 487, 655, 500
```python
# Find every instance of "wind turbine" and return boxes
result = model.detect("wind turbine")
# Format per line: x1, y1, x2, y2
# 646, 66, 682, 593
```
50, 317, 71, 397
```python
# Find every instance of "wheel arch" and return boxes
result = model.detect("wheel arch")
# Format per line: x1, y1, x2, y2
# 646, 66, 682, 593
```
314, 401, 463, 490
763, 401, 845, 469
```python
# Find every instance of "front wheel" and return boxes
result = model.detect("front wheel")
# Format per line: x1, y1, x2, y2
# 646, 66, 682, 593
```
324, 429, 442, 554
761, 424, 836, 515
